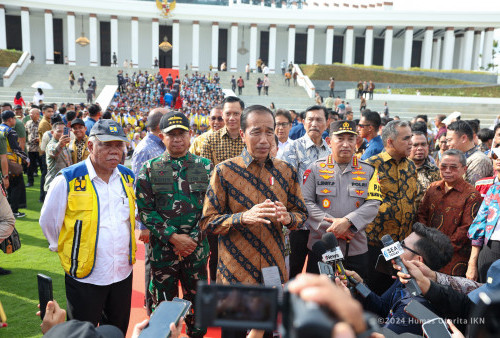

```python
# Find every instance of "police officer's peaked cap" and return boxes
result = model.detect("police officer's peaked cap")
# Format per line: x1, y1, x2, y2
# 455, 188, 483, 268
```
330, 120, 358, 135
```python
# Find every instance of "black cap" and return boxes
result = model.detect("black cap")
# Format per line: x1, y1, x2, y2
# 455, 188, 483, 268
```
1, 110, 15, 121
89, 119, 129, 143
159, 111, 190, 133
14, 104, 22, 110
330, 120, 358, 135
71, 118, 86, 127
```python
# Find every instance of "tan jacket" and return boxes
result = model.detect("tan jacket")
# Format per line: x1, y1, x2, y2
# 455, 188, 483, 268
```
0, 187, 15, 243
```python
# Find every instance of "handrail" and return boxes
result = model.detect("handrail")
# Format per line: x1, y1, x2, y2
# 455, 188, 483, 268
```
3, 51, 30, 87
293, 64, 315, 98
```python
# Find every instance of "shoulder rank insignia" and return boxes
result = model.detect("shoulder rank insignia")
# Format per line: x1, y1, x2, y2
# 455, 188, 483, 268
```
322, 198, 331, 208
327, 155, 333, 165
319, 174, 334, 180
352, 176, 366, 181
352, 157, 358, 168
320, 189, 331, 194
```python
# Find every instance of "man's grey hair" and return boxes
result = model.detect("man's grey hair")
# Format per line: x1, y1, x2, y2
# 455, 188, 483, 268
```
442, 149, 467, 167
381, 120, 411, 147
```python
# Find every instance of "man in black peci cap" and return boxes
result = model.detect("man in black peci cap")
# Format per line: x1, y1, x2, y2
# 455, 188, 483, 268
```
301, 120, 382, 278
136, 111, 212, 337
40, 119, 137, 335
69, 118, 89, 164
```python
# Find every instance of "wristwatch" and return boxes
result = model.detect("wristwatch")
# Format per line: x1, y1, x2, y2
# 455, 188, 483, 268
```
2, 175, 9, 179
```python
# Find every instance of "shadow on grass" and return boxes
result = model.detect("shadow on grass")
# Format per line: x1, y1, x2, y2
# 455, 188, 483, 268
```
16, 232, 50, 249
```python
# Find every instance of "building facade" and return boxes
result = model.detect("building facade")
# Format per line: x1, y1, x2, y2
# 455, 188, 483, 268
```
0, 0, 498, 72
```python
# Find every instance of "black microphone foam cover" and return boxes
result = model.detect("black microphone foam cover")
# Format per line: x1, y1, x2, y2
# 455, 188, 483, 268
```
381, 234, 395, 247
312, 240, 328, 256
322, 232, 338, 250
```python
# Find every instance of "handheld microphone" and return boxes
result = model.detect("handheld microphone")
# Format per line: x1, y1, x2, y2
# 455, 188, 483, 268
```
380, 234, 422, 297
320, 233, 372, 297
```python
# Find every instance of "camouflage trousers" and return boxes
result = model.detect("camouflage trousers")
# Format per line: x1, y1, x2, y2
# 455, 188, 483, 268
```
148, 246, 208, 338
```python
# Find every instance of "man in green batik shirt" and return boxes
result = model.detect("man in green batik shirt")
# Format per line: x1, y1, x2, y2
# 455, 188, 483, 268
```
136, 111, 212, 338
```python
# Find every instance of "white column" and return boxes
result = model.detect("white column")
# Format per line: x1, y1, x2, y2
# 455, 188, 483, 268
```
403, 26, 413, 69
287, 25, 296, 64
343, 26, 354, 65
0, 6, 7, 50
230, 23, 238, 72
442, 27, 455, 70
421, 27, 433, 69
67, 12, 76, 65
432, 38, 441, 69
131, 17, 139, 68
249, 24, 258, 72
461, 28, 474, 71
152, 19, 159, 68
306, 25, 315, 65
472, 31, 482, 70
482, 27, 495, 69
111, 16, 118, 63
268, 24, 277, 73
21, 7, 31, 53
455, 35, 464, 70
325, 26, 334, 64
172, 20, 180, 69
211, 22, 219, 70
192, 21, 200, 71
364, 26, 373, 66
89, 14, 98, 66
383, 26, 393, 69
44, 10, 54, 64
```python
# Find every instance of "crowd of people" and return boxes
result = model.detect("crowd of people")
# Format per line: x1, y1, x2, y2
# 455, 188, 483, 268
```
0, 67, 499, 338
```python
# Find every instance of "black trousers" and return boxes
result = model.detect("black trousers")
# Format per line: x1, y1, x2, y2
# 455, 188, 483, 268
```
306, 249, 369, 280
65, 273, 133, 336
478, 240, 500, 283
365, 244, 395, 296
7, 174, 24, 213
27, 152, 41, 184
39, 154, 47, 201
289, 229, 310, 279
208, 233, 219, 282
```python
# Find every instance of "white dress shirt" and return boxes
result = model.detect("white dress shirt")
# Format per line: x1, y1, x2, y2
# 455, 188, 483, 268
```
277, 138, 294, 160
40, 158, 133, 285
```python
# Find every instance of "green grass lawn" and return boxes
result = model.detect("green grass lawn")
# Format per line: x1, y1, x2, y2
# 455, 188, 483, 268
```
300, 64, 478, 85
376, 86, 500, 97
0, 174, 66, 338
0, 49, 23, 68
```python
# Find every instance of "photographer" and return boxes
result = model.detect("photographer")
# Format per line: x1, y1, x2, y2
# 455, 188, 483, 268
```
44, 122, 72, 192
347, 223, 454, 335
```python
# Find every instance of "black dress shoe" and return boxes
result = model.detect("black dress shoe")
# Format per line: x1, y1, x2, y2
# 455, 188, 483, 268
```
0, 267, 12, 275
26, 182, 34, 187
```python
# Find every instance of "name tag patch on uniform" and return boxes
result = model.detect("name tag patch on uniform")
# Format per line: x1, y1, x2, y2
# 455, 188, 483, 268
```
322, 199, 331, 208
319, 174, 334, 180
303, 169, 311, 184
352, 176, 366, 181
318, 181, 335, 186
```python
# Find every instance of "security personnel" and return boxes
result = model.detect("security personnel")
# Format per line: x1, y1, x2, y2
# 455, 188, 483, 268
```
301, 120, 382, 278
136, 111, 211, 338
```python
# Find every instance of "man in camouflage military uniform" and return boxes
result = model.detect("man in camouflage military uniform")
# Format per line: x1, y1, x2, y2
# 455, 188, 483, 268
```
301, 120, 382, 278
136, 111, 212, 338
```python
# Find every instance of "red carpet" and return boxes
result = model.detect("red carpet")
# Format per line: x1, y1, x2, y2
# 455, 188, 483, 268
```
126, 231, 221, 337
159, 68, 180, 82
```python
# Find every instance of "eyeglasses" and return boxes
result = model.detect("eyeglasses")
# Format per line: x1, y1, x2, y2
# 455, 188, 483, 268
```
211, 116, 223, 121
276, 122, 290, 128
357, 124, 373, 129
401, 240, 420, 256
